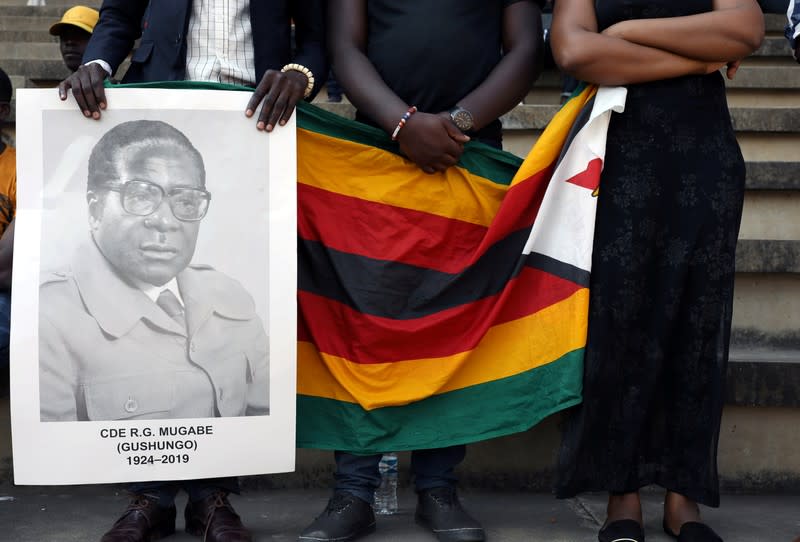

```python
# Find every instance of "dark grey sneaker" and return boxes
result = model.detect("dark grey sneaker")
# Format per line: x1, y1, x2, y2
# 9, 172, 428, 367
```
298, 492, 376, 542
415, 487, 486, 542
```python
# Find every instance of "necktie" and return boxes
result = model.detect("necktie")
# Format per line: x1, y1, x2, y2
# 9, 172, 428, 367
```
156, 289, 187, 332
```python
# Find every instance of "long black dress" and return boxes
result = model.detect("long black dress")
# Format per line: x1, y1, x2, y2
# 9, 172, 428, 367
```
555, 0, 745, 507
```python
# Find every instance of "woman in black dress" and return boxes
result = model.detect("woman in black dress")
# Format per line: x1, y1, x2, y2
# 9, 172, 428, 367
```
550, 1, 763, 541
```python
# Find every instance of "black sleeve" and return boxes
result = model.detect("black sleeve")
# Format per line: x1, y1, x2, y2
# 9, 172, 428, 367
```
81, 0, 150, 75
291, 0, 329, 100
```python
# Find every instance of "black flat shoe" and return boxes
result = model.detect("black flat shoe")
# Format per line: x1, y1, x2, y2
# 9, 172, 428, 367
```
598, 519, 645, 542
298, 492, 376, 542
663, 520, 723, 542
415, 487, 485, 542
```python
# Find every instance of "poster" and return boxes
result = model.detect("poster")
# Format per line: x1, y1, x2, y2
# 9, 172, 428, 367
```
11, 88, 296, 484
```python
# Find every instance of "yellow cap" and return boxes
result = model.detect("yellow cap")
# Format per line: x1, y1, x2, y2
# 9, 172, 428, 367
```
49, 6, 99, 36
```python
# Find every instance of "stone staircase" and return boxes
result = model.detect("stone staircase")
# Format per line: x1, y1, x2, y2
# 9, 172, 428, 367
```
0, 4, 798, 490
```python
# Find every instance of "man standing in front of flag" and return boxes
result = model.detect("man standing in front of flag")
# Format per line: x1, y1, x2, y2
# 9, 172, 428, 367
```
299, 2, 545, 541
56, 2, 325, 541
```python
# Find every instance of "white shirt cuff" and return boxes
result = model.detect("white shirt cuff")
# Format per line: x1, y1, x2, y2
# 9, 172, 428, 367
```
84, 59, 113, 77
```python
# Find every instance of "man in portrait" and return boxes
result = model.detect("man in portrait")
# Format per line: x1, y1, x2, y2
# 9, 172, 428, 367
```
38, 119, 268, 541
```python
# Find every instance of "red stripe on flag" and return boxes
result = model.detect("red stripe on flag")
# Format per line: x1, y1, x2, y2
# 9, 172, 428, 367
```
472, 165, 553, 254
298, 164, 554, 274
298, 267, 581, 363
298, 184, 486, 274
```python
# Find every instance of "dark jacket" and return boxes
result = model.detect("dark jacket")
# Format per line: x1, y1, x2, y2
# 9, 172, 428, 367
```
83, 0, 327, 95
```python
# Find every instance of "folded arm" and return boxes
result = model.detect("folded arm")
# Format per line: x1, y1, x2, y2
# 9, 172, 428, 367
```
552, 0, 726, 85
602, 0, 763, 62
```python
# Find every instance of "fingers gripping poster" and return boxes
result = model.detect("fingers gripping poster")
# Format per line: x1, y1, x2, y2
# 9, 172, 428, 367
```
11, 88, 296, 484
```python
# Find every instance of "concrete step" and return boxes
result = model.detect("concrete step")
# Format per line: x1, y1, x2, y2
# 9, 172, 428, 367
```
765, 13, 791, 32
746, 161, 800, 190
0, 14, 65, 30
0, 28, 57, 42
726, 89, 800, 108
753, 35, 796, 57
317, 102, 800, 135
733, 272, 800, 345
726, 358, 800, 407
1, 40, 59, 60
0, 57, 69, 82
740, 193, 800, 240
731, 107, 800, 132
0, 2, 99, 13
726, 64, 800, 89
736, 239, 800, 272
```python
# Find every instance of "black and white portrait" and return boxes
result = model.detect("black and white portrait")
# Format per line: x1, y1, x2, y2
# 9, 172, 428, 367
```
12, 88, 297, 485
39, 119, 269, 422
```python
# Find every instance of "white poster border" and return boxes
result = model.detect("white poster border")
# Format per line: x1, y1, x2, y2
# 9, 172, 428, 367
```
11, 88, 296, 485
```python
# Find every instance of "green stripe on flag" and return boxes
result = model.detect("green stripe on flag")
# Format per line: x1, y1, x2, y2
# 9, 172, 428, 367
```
296, 348, 584, 453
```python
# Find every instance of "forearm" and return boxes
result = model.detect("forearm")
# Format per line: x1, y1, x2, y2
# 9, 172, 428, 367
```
459, 3, 544, 131
328, 0, 411, 134
554, 31, 710, 85
335, 54, 410, 133
606, 3, 764, 61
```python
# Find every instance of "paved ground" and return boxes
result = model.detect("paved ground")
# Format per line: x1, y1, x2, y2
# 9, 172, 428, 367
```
0, 484, 798, 541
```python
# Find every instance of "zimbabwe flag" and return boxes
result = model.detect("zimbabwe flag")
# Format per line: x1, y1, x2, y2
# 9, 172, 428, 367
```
296, 86, 627, 452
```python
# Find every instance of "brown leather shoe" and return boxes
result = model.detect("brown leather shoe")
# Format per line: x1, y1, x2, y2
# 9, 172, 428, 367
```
100, 494, 176, 542
184, 491, 252, 542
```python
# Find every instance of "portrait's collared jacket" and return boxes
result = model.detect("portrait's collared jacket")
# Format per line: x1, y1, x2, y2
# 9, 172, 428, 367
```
39, 242, 269, 421
83, 0, 327, 94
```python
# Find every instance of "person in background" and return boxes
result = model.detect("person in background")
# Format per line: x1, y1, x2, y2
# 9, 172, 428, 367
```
788, 0, 800, 61
56, 2, 326, 541
49, 5, 99, 73
550, 0, 763, 541
0, 68, 15, 394
298, 2, 544, 542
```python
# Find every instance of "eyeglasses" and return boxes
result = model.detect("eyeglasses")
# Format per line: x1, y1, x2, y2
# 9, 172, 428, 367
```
102, 179, 211, 222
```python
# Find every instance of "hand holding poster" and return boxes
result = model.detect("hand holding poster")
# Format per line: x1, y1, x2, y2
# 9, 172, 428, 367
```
11, 88, 296, 484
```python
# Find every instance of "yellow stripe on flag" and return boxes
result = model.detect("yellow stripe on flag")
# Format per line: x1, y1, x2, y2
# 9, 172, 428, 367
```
298, 288, 589, 409
298, 129, 508, 227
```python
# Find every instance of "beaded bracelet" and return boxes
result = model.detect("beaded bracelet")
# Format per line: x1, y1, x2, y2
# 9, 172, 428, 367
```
391, 106, 418, 141
280, 63, 315, 98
